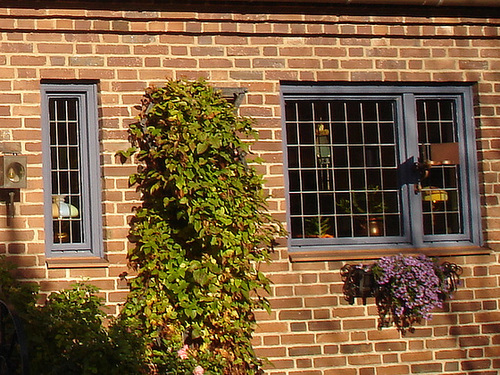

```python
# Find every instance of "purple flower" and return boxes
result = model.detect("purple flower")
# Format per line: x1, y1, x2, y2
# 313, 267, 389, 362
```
372, 254, 450, 333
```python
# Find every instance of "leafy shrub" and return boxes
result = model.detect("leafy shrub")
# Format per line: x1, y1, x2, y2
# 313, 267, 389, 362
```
0, 258, 146, 374
27, 283, 147, 375
0, 256, 38, 375
118, 79, 284, 375
0, 256, 38, 315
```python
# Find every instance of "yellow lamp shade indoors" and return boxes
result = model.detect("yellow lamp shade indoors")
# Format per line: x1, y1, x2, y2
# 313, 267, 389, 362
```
422, 188, 448, 203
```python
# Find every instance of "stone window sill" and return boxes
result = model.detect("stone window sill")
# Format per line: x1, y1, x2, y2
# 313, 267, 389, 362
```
289, 246, 490, 262
46, 257, 109, 269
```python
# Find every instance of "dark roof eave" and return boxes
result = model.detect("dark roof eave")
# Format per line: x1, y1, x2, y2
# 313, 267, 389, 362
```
250, 0, 500, 7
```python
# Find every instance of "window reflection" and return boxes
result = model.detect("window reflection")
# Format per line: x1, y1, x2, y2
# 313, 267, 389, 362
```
285, 100, 401, 239
417, 99, 462, 235
49, 98, 84, 244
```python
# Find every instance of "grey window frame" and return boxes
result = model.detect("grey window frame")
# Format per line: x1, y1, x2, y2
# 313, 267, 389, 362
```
281, 84, 482, 258
41, 83, 103, 258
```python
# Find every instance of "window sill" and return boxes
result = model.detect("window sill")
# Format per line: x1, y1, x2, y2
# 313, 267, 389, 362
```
46, 257, 109, 269
288, 245, 490, 262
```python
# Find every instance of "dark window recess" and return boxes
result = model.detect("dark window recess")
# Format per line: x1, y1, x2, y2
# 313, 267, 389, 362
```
49, 98, 84, 245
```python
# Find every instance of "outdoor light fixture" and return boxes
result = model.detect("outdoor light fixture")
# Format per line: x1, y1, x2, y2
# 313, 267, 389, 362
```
0, 155, 27, 189
0, 154, 27, 222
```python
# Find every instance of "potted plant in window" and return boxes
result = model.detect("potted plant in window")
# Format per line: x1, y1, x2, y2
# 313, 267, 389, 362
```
336, 185, 387, 236
341, 254, 462, 335
304, 217, 334, 238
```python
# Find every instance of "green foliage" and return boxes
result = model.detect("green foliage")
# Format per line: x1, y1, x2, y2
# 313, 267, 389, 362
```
0, 256, 38, 315
0, 257, 38, 375
0, 258, 146, 375
118, 79, 284, 375
336, 185, 387, 214
27, 283, 147, 375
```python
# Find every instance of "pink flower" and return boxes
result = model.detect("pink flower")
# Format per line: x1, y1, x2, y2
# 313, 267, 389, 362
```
193, 366, 204, 375
177, 345, 189, 360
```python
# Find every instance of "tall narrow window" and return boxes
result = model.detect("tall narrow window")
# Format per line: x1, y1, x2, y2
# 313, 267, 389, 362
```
41, 84, 103, 257
282, 84, 481, 257
417, 99, 462, 236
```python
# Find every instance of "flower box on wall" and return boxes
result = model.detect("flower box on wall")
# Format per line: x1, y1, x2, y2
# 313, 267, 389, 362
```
341, 254, 462, 335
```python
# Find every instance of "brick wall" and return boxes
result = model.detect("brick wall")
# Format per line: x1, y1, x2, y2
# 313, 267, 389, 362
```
0, 3, 498, 373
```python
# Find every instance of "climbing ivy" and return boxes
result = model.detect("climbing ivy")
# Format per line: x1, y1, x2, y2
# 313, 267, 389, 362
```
118, 79, 284, 375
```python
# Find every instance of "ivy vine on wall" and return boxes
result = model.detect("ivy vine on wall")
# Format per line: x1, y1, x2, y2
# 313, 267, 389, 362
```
118, 79, 284, 375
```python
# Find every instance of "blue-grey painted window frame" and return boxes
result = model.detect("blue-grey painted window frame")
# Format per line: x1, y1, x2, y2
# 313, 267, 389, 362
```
41, 83, 103, 258
281, 84, 482, 255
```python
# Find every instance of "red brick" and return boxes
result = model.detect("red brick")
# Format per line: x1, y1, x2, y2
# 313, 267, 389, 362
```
426, 337, 458, 348
340, 343, 372, 354
376, 365, 410, 375
461, 360, 492, 371
255, 346, 287, 358
375, 341, 407, 352
281, 334, 315, 344
324, 369, 356, 375
347, 354, 381, 365
308, 320, 341, 331
342, 319, 377, 330
411, 363, 443, 373
69, 56, 104, 66
401, 351, 433, 362
279, 310, 312, 320
459, 336, 490, 347
450, 325, 480, 335
0, 43, 33, 53
482, 324, 500, 334
314, 356, 347, 367
288, 345, 321, 356
263, 358, 294, 369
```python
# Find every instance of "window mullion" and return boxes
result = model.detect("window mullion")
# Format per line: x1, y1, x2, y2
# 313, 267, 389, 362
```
77, 96, 92, 248
401, 93, 423, 247
460, 90, 482, 245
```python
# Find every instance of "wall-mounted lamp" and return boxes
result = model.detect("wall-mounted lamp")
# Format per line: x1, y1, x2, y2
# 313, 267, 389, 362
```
0, 155, 27, 189
0, 155, 27, 223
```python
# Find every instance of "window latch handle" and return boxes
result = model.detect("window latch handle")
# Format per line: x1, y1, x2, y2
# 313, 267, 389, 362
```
412, 161, 431, 194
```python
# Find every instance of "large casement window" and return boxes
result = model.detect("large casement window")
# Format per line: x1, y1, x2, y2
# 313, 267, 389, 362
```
282, 85, 481, 259
41, 83, 103, 258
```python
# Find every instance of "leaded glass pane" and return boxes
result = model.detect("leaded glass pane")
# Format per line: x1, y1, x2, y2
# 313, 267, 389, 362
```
286, 100, 402, 238
49, 98, 84, 244
417, 99, 463, 235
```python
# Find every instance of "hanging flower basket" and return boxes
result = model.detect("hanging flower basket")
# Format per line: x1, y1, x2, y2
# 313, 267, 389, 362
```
340, 254, 462, 335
